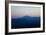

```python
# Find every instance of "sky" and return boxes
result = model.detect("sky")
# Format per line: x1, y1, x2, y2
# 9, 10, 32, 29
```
11, 6, 41, 17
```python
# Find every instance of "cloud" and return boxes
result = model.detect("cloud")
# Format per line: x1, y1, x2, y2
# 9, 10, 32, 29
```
11, 6, 41, 16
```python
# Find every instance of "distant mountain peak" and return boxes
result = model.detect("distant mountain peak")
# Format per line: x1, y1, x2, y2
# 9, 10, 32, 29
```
24, 16, 31, 18
24, 16, 29, 17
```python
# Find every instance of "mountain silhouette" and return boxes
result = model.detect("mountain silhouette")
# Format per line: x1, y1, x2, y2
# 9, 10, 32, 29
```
11, 16, 40, 29
24, 16, 31, 18
23, 16, 32, 19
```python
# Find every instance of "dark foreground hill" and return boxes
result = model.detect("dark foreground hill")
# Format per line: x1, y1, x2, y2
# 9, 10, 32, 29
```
11, 16, 40, 29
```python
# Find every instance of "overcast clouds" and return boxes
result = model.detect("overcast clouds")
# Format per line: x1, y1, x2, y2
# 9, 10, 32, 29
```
11, 6, 41, 17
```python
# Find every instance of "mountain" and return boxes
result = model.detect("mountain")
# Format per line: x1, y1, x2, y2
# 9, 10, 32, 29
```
11, 16, 40, 29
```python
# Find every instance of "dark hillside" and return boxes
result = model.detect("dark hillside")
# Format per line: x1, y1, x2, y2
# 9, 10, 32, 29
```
11, 16, 40, 29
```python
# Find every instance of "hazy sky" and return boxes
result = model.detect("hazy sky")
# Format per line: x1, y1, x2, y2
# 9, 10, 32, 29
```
11, 6, 41, 17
